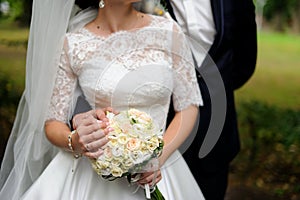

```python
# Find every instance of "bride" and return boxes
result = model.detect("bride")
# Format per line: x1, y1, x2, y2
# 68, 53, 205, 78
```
0, 0, 205, 199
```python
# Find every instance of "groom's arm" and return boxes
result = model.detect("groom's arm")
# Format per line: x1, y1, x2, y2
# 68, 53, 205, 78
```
232, 0, 257, 89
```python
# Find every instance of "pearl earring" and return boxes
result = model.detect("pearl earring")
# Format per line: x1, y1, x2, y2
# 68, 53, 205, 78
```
99, 0, 105, 8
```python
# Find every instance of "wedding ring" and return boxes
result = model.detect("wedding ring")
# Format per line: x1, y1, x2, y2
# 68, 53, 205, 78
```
86, 144, 90, 151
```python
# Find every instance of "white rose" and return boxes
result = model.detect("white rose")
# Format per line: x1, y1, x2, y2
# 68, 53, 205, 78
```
111, 158, 122, 166
101, 169, 111, 176
104, 147, 113, 161
123, 158, 134, 168
117, 133, 128, 145
146, 140, 159, 151
108, 136, 118, 147
130, 150, 147, 164
111, 166, 123, 177
95, 160, 110, 170
112, 146, 124, 157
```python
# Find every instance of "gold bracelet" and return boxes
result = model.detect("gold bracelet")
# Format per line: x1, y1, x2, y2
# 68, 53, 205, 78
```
67, 130, 81, 159
67, 130, 75, 152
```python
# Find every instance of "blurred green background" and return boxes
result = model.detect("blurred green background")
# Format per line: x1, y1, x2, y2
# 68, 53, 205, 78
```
0, 0, 299, 199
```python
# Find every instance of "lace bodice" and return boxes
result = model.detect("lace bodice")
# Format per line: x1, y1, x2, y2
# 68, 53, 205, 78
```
47, 15, 202, 128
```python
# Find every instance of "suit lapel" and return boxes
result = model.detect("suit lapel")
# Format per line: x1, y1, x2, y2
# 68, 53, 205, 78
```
165, 0, 177, 20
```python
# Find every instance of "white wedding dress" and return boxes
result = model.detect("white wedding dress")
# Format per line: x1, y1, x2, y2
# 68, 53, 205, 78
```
21, 15, 205, 200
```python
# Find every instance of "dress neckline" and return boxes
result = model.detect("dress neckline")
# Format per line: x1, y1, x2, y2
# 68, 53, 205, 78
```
81, 15, 157, 40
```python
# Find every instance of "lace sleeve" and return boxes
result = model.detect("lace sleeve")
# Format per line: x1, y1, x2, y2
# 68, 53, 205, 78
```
46, 38, 77, 123
171, 23, 203, 111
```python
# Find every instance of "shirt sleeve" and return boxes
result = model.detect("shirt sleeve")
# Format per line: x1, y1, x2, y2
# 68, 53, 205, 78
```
46, 38, 77, 123
171, 23, 203, 111
169, 0, 216, 66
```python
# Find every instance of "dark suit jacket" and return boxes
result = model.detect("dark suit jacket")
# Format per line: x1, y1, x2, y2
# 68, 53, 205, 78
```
166, 0, 257, 164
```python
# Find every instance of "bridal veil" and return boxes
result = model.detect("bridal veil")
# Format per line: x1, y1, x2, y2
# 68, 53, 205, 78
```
0, 0, 76, 199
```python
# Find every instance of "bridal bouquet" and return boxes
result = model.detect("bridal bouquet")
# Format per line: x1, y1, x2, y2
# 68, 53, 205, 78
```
90, 108, 165, 200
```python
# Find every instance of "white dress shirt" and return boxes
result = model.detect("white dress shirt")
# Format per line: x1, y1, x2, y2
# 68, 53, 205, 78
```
169, 0, 216, 66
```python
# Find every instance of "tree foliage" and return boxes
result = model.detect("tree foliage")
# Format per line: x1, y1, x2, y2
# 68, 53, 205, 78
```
17, 0, 32, 26
263, 0, 300, 31
1, 0, 32, 26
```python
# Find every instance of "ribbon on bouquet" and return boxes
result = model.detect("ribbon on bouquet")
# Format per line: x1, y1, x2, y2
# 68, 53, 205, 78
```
132, 183, 157, 199
145, 184, 151, 199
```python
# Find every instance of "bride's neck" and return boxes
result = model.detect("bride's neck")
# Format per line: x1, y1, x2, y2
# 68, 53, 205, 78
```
94, 3, 140, 33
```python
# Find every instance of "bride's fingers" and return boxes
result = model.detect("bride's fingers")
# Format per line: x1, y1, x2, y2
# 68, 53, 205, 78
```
73, 109, 110, 128
76, 126, 102, 150
84, 135, 109, 152
76, 119, 108, 136
73, 111, 95, 128
91, 108, 117, 123
80, 125, 112, 143
83, 148, 104, 159
102, 107, 119, 115
138, 171, 162, 186
86, 129, 106, 141
81, 128, 111, 150
150, 173, 162, 186
77, 123, 100, 137
139, 175, 162, 186
93, 109, 109, 122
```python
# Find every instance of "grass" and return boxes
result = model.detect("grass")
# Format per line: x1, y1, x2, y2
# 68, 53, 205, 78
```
235, 31, 300, 109
0, 45, 26, 88
232, 31, 300, 199
0, 20, 29, 41
0, 21, 27, 92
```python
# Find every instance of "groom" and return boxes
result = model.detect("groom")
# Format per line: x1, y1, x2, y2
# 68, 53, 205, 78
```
165, 0, 257, 199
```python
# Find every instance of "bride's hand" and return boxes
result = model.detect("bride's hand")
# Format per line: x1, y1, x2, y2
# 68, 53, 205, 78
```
138, 170, 162, 187
72, 107, 118, 130
72, 107, 116, 130
72, 108, 116, 158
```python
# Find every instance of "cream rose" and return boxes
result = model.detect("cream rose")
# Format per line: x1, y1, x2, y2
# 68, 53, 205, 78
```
111, 166, 123, 177
126, 138, 141, 151
117, 133, 128, 145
